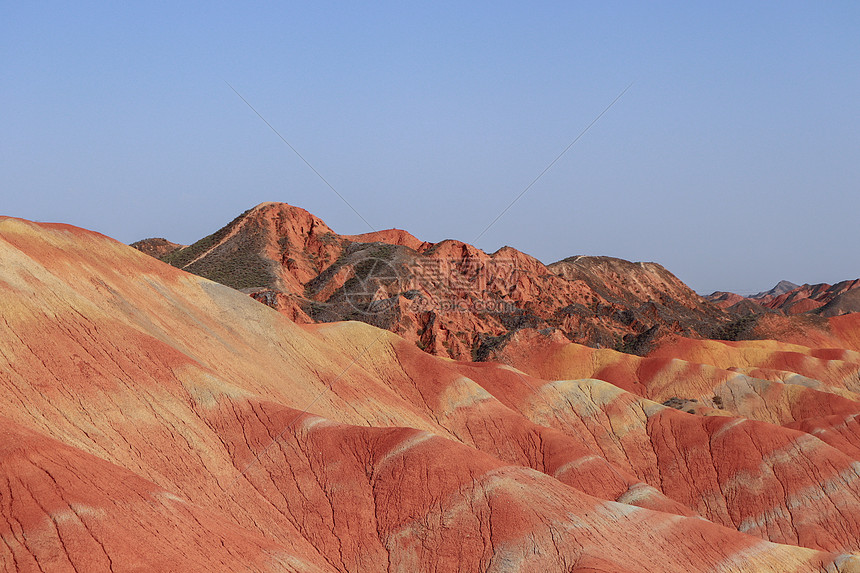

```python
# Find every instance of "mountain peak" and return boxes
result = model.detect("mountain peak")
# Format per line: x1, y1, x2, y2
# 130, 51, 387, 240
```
752, 279, 800, 299
137, 203, 736, 358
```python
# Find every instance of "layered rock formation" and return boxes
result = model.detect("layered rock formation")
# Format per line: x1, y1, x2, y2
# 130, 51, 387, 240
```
144, 202, 736, 359
708, 279, 860, 317
4, 216, 860, 571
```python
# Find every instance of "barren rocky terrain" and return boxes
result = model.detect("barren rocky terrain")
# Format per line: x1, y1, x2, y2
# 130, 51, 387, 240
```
141, 202, 739, 359
2, 210, 860, 571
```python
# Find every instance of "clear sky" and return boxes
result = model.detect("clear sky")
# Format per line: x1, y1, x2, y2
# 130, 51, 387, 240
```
2, 2, 858, 294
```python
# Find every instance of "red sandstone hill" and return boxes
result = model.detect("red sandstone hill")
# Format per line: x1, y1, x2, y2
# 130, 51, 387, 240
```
139, 202, 738, 359
129, 237, 185, 259
763, 280, 860, 316
7, 216, 860, 571
708, 279, 860, 317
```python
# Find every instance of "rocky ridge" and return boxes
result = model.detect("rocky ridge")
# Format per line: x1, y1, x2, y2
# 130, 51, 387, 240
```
708, 279, 860, 317
138, 202, 737, 359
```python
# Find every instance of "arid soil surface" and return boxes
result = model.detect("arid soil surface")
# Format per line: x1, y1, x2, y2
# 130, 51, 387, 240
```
3, 214, 860, 571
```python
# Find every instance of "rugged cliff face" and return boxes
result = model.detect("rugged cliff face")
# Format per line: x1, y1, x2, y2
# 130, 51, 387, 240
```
144, 202, 737, 359
5, 216, 860, 571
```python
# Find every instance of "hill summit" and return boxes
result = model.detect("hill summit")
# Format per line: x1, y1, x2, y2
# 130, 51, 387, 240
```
141, 202, 733, 358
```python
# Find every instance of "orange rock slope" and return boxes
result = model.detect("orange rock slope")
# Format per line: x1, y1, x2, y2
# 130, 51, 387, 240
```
145, 202, 735, 360
4, 216, 860, 572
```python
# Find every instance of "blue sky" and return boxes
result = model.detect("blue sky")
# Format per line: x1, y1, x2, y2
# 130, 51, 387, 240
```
2, 2, 858, 294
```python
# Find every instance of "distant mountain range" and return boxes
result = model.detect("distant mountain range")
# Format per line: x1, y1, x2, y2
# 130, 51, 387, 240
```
707, 278, 860, 317
132, 202, 860, 359
133, 202, 733, 358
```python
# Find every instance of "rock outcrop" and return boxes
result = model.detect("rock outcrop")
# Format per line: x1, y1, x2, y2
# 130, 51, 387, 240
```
148, 202, 737, 359
129, 237, 185, 258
